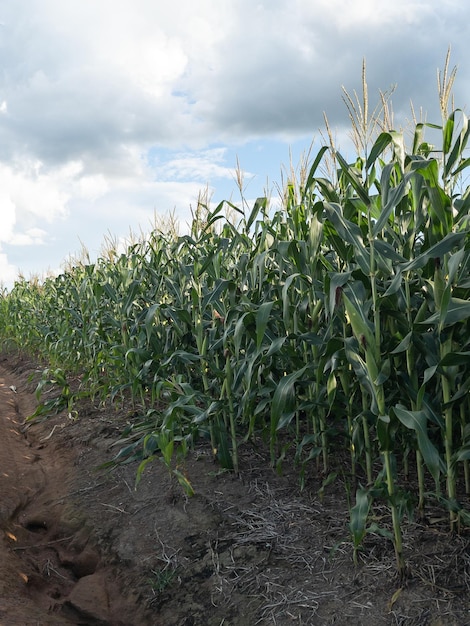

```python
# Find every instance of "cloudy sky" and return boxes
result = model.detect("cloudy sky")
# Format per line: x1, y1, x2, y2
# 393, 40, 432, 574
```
0, 0, 467, 288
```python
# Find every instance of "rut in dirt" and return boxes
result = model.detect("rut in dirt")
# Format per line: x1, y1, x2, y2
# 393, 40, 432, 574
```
0, 367, 148, 626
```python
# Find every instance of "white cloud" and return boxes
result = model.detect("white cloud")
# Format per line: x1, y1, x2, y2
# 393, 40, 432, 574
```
307, 0, 427, 28
0, 161, 70, 226
0, 1, 465, 162
77, 174, 110, 201
153, 148, 243, 183
0, 252, 18, 288
8, 228, 47, 246
0, 0, 467, 288
0, 193, 16, 243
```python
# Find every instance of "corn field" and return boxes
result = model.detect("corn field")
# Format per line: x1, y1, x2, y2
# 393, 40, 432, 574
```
1, 60, 470, 577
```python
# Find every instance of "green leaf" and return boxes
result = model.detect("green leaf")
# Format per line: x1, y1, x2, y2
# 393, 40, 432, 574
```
144, 303, 160, 343
393, 406, 444, 482
135, 455, 155, 489
343, 293, 376, 356
349, 486, 371, 548
157, 431, 174, 467
412, 123, 425, 153
366, 522, 393, 541
271, 366, 307, 433
265, 336, 287, 357
161, 350, 201, 366
256, 301, 274, 350
344, 337, 379, 414
335, 151, 371, 206
366, 132, 393, 170
327, 371, 337, 408
376, 414, 392, 451
246, 197, 267, 231
444, 110, 470, 178
451, 444, 470, 466
391, 332, 412, 355
375, 358, 391, 386
440, 351, 470, 366
438, 283, 452, 332
282, 273, 301, 329
384, 269, 405, 296
325, 203, 370, 275
443, 113, 454, 155
402, 232, 466, 272
447, 248, 466, 285
423, 298, 470, 328
327, 271, 351, 318
373, 171, 410, 236
373, 240, 407, 264
422, 365, 438, 385
233, 311, 250, 357
303, 146, 329, 196
202, 278, 232, 309
173, 469, 195, 497
122, 279, 140, 316
213, 417, 233, 470
318, 471, 337, 500
451, 157, 470, 176
389, 130, 406, 171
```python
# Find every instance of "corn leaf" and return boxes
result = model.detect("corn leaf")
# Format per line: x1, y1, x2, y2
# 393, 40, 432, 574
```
349, 486, 371, 548
271, 366, 307, 433
256, 301, 274, 350
393, 406, 444, 482
423, 298, 470, 328
402, 232, 466, 271
325, 203, 370, 275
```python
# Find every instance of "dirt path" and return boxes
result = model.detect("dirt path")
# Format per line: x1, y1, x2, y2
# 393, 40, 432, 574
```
0, 371, 64, 624
0, 364, 148, 626
0, 366, 76, 623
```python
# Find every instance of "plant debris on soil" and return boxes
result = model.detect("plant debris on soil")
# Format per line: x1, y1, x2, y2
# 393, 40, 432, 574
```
0, 351, 469, 626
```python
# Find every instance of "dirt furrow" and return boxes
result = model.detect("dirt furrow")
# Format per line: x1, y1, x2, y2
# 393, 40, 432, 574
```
0, 366, 147, 626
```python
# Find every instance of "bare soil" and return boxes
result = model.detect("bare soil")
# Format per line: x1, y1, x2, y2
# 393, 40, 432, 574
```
0, 352, 469, 626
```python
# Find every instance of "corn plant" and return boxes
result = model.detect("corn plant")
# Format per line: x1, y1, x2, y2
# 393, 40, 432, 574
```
1, 53, 470, 577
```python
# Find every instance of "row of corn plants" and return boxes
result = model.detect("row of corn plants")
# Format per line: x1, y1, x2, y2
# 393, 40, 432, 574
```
1, 62, 470, 577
